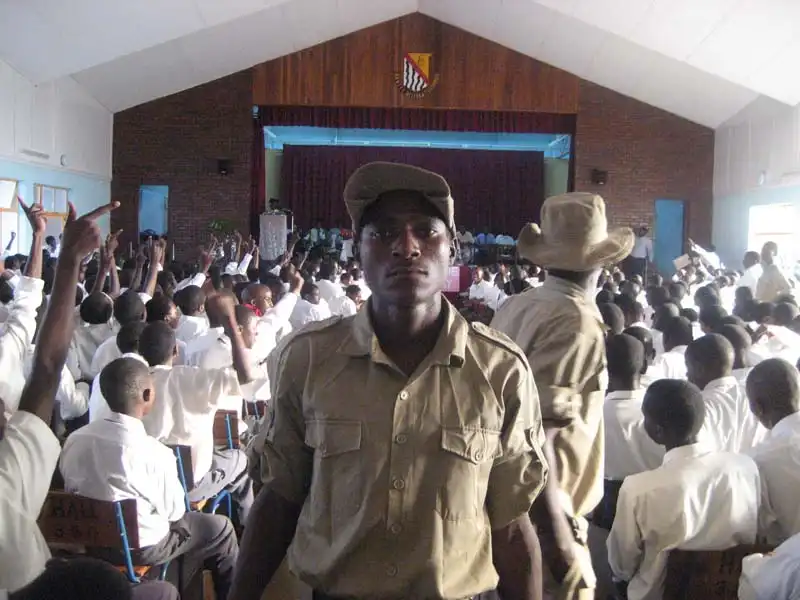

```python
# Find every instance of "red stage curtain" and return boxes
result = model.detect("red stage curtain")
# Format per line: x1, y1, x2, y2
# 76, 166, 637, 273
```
250, 108, 266, 238
259, 105, 575, 135
281, 145, 544, 234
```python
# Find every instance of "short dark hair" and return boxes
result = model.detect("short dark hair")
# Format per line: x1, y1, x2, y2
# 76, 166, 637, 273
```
663, 316, 694, 349
718, 324, 752, 356
99, 358, 151, 415
175, 285, 205, 316
643, 379, 706, 440
598, 303, 625, 336
114, 291, 146, 325
680, 307, 699, 323
146, 294, 176, 323
686, 333, 735, 374
699, 304, 728, 332
753, 302, 775, 324
138, 321, 176, 367
653, 302, 681, 331
694, 285, 721, 310
116, 321, 146, 355
13, 557, 133, 600
606, 333, 645, 380
774, 302, 800, 327
79, 292, 113, 325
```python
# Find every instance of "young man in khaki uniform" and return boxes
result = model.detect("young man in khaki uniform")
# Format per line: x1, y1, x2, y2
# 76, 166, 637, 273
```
492, 193, 634, 599
231, 162, 548, 600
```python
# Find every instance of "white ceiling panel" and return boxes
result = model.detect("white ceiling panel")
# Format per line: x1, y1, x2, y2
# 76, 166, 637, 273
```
193, 0, 287, 27
628, 0, 739, 60
533, 10, 609, 78
466, 0, 555, 60
419, 0, 502, 42
583, 35, 656, 100
543, 0, 658, 39
687, 0, 800, 86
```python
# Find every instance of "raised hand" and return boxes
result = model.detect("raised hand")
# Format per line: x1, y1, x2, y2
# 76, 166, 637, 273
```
18, 196, 47, 235
105, 229, 123, 257
61, 201, 120, 260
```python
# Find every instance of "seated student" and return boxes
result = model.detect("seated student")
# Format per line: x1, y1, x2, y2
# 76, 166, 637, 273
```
60, 358, 238, 600
5, 557, 179, 600
607, 379, 760, 600
733, 286, 756, 322
599, 303, 625, 337
718, 324, 753, 386
615, 294, 647, 330
651, 302, 680, 355
774, 301, 800, 327
746, 359, 800, 543
650, 316, 693, 381
139, 309, 254, 522
89, 321, 147, 422
240, 274, 301, 360
623, 325, 657, 385
603, 334, 664, 483
739, 531, 800, 600
596, 289, 615, 306
67, 292, 116, 381
686, 334, 768, 453
699, 304, 728, 334
89, 291, 146, 378
330, 284, 362, 317
174, 285, 209, 343
146, 294, 180, 330
289, 282, 331, 330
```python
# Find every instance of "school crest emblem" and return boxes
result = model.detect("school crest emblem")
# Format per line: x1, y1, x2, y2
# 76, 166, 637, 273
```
394, 52, 440, 98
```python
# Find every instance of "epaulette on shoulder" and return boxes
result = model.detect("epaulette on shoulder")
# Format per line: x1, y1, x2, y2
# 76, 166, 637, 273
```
283, 315, 345, 345
469, 321, 528, 366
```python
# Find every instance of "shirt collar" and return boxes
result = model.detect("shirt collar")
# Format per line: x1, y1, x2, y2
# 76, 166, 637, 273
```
667, 345, 688, 355
121, 352, 147, 365
771, 412, 800, 439
543, 275, 602, 316
704, 375, 737, 392
662, 442, 711, 466
605, 389, 645, 402
339, 295, 468, 369
104, 411, 147, 434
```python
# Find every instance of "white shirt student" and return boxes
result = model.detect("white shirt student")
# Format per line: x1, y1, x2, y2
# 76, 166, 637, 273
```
0, 411, 61, 591
603, 389, 664, 480
649, 345, 688, 381
701, 376, 769, 453
0, 276, 44, 414
60, 411, 186, 548
608, 443, 760, 600
175, 313, 210, 344
739, 532, 800, 600
88, 352, 148, 422
315, 278, 344, 305
749, 411, 800, 543
289, 298, 331, 331
22, 348, 89, 422
330, 294, 359, 318
143, 365, 242, 483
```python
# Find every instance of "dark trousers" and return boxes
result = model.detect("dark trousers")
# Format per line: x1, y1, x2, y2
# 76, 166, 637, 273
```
133, 513, 238, 600
626, 257, 647, 280
131, 581, 181, 600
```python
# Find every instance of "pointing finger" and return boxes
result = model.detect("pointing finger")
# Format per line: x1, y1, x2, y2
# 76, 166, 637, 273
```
17, 197, 29, 212
66, 202, 77, 224
82, 201, 120, 221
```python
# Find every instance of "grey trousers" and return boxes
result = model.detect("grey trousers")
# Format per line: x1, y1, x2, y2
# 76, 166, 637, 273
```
187, 448, 253, 523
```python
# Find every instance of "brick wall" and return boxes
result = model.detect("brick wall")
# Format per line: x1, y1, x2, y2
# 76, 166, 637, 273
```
111, 69, 253, 258
112, 73, 715, 254
574, 81, 715, 244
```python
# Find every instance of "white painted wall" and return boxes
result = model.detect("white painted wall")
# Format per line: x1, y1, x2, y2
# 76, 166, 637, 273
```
0, 58, 113, 252
0, 58, 113, 179
713, 96, 800, 267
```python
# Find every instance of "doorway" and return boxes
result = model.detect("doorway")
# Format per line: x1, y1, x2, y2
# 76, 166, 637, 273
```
138, 185, 168, 237
654, 199, 685, 275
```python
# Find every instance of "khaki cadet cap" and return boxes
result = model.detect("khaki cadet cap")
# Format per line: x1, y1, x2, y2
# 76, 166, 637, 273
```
343, 162, 455, 233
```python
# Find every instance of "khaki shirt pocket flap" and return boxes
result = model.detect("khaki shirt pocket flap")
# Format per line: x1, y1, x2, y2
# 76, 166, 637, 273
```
441, 427, 503, 464
305, 420, 362, 458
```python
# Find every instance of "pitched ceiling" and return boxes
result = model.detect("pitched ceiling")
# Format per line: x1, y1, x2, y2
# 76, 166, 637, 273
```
0, 0, 796, 128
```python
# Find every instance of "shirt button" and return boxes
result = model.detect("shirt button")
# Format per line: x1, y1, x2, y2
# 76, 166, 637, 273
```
389, 523, 403, 535
399, 390, 409, 400
474, 450, 484, 461
392, 478, 406, 490
395, 433, 408, 444
386, 564, 398, 577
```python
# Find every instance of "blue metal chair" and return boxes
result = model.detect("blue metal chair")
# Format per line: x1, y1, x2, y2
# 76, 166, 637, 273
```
39, 490, 169, 583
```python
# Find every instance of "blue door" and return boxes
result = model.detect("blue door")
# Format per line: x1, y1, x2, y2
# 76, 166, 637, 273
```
654, 199, 685, 276
138, 185, 169, 237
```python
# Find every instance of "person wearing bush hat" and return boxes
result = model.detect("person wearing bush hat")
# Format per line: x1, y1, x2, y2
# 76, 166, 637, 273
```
493, 192, 635, 600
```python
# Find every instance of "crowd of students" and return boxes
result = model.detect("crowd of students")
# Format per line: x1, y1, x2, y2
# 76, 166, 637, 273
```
3, 161, 800, 600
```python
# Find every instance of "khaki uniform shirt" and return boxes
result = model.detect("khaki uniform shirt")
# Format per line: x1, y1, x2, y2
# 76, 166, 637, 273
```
491, 276, 606, 518
756, 263, 792, 303
261, 298, 547, 599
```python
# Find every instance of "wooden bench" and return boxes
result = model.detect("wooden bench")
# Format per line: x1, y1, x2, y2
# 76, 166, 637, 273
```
38, 490, 167, 583
663, 544, 775, 600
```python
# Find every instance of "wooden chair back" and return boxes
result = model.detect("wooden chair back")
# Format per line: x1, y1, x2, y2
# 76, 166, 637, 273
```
663, 544, 775, 600
38, 490, 140, 550
213, 409, 239, 449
